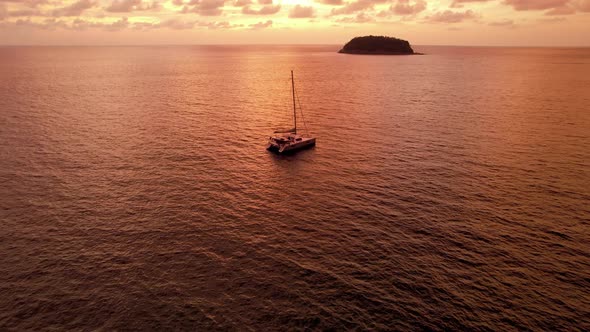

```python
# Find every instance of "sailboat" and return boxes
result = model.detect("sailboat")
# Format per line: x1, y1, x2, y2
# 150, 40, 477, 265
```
267, 71, 316, 153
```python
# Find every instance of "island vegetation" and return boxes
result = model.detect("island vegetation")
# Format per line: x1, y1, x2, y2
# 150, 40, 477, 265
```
338, 35, 421, 55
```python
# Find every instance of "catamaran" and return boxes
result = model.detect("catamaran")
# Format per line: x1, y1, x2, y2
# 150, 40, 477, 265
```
267, 71, 316, 153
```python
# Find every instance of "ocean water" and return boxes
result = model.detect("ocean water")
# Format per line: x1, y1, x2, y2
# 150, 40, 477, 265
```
0, 45, 589, 331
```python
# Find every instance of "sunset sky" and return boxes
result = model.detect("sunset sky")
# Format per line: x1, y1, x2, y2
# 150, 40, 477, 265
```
1, 0, 589, 45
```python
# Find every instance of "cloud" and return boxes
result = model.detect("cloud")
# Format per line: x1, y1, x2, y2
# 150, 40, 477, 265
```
449, 0, 589, 15
131, 19, 201, 30
537, 16, 566, 22
576, 0, 590, 11
52, 0, 95, 16
545, 5, 575, 14
451, 0, 491, 8
426, 9, 477, 23
317, 0, 344, 5
289, 4, 314, 18
335, 11, 374, 22
249, 19, 271, 28
241, 3, 280, 14
0, 14, 254, 31
488, 18, 516, 27
14, 17, 67, 29
113, 17, 245, 30
391, 0, 426, 15
499, 0, 590, 15
71, 17, 109, 29
233, 0, 251, 6
6, 7, 41, 16
0, 3, 42, 18
542, 0, 590, 14
3, 16, 132, 30
3, 0, 589, 38
0, 0, 48, 7
104, 16, 128, 30
182, 0, 225, 16
105, 0, 140, 12
131, 20, 156, 29
196, 20, 243, 28
106, 0, 161, 12
143, 1, 161, 10
158, 17, 196, 28
503, 0, 570, 11
330, 0, 388, 15
71, 16, 129, 30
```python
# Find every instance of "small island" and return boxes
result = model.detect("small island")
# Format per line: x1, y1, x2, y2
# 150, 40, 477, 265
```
338, 35, 421, 55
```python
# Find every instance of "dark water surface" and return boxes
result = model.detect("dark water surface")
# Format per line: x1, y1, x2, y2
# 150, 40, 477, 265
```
1, 45, 589, 330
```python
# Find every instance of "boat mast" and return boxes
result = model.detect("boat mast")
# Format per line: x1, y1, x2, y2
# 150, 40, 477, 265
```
291, 70, 296, 134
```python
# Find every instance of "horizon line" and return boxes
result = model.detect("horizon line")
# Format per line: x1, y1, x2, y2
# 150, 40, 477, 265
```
1, 43, 590, 48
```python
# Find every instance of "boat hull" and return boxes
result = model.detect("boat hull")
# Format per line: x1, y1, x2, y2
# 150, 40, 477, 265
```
268, 137, 316, 154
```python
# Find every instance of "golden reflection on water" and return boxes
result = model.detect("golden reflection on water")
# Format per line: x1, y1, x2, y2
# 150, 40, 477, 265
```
0, 45, 589, 330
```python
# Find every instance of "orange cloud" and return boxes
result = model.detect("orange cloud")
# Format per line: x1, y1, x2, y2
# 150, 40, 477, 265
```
0, 4, 7, 19
578, 0, 590, 10
249, 19, 271, 28
488, 18, 516, 27
0, 0, 48, 7
180, 0, 226, 16
317, 0, 343, 5
289, 4, 314, 18
501, 0, 590, 15
12, 17, 68, 29
451, 0, 491, 8
335, 11, 374, 22
241, 2, 280, 15
392, 0, 426, 15
52, 0, 95, 16
105, 0, 141, 12
2, 5, 41, 17
330, 0, 388, 15
104, 0, 162, 13
504, 0, 570, 10
158, 17, 196, 29
427, 9, 477, 23
1, 0, 589, 46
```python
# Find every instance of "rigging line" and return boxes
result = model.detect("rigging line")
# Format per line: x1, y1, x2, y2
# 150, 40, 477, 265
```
294, 86, 310, 136
297, 92, 309, 135
289, 78, 296, 128
280, 78, 292, 127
